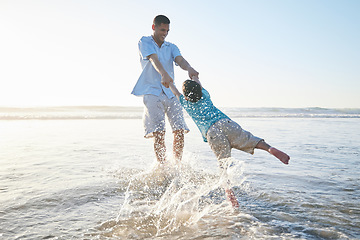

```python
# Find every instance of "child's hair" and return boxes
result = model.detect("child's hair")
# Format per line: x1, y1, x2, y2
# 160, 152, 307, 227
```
183, 80, 202, 102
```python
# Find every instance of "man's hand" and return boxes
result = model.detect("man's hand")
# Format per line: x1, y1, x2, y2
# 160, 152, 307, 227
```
148, 53, 173, 88
188, 67, 199, 80
161, 72, 173, 88
174, 56, 199, 80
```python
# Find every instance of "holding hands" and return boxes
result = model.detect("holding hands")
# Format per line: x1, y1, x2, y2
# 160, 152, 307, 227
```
188, 67, 199, 81
161, 72, 173, 88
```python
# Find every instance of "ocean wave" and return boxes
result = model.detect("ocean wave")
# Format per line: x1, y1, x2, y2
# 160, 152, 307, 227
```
222, 107, 360, 119
0, 106, 359, 120
0, 106, 143, 120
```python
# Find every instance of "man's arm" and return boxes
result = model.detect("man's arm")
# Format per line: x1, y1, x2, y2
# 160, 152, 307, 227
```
169, 82, 181, 100
191, 75, 202, 87
175, 56, 199, 79
148, 53, 173, 88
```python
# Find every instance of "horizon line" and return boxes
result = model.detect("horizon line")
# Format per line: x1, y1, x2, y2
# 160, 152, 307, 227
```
1, 105, 360, 110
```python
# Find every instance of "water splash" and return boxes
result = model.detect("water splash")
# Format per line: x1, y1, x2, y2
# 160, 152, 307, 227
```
97, 157, 245, 239
85, 153, 356, 239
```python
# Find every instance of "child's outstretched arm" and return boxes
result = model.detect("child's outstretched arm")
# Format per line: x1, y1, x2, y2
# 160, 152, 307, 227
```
191, 76, 202, 87
169, 82, 182, 101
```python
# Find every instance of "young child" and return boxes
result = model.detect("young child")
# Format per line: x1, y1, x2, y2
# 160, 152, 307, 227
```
169, 77, 290, 208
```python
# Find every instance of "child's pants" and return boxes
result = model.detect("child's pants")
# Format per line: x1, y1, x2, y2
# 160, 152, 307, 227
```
206, 118, 263, 160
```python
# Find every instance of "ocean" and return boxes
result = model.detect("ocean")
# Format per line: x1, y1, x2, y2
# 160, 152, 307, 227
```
0, 107, 359, 239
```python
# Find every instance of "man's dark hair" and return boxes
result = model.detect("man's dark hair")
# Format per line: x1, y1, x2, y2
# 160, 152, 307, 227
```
153, 15, 170, 26
183, 80, 202, 103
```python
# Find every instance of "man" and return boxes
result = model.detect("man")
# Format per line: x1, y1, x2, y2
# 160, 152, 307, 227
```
132, 15, 199, 163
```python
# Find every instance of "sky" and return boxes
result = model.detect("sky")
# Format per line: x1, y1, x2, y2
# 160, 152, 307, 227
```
1, 0, 359, 108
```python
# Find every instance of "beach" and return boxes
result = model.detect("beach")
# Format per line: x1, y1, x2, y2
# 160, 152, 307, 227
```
0, 107, 359, 239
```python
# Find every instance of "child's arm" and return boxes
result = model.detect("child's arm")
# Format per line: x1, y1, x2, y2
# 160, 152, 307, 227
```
191, 76, 202, 87
169, 82, 182, 100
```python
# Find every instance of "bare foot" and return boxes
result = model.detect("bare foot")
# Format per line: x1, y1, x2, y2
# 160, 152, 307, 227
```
225, 189, 240, 208
269, 147, 290, 164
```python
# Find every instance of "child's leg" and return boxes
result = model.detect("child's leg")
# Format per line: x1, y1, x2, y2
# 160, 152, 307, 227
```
218, 159, 240, 208
256, 140, 290, 165
225, 188, 240, 208
208, 121, 240, 208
